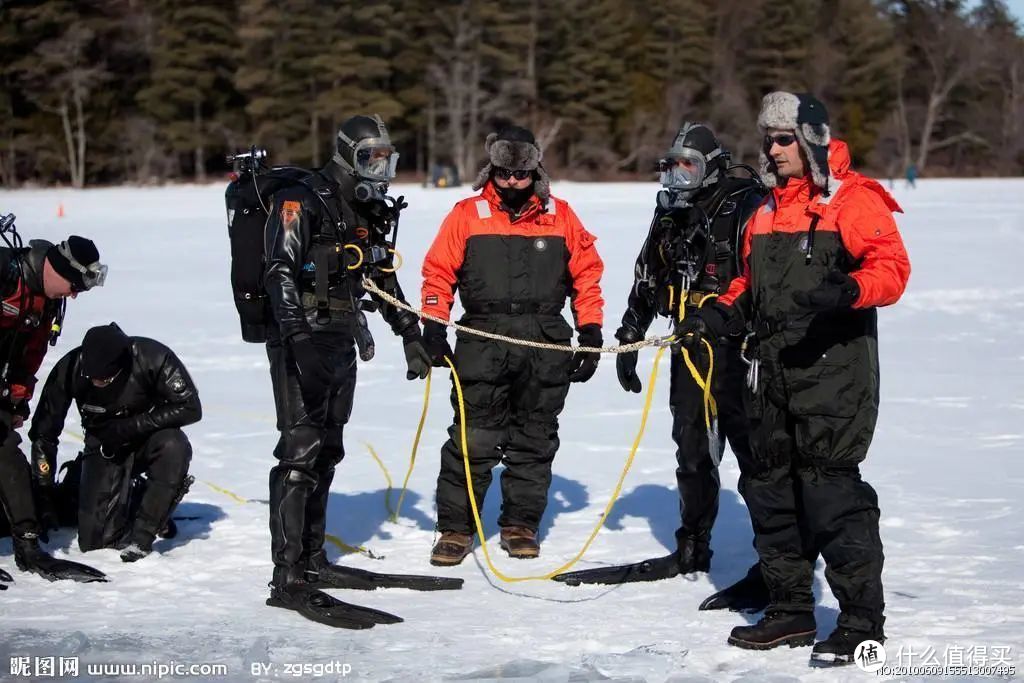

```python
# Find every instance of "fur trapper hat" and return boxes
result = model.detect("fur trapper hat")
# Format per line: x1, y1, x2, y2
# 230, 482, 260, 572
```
757, 91, 831, 192
473, 125, 551, 203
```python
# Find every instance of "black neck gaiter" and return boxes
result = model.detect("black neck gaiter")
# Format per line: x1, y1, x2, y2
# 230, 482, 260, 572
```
496, 184, 534, 213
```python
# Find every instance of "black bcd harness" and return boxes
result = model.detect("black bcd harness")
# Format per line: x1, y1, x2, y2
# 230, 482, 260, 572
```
225, 167, 401, 343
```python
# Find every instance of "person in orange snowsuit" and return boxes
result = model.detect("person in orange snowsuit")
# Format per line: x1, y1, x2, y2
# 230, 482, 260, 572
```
677, 92, 910, 665
421, 126, 605, 565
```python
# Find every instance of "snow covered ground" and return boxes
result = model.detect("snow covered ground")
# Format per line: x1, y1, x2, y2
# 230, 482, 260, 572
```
0, 177, 1021, 682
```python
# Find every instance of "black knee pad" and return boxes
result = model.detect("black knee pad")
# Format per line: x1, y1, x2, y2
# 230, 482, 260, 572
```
318, 427, 345, 470
277, 425, 324, 470
147, 428, 192, 455
271, 466, 318, 488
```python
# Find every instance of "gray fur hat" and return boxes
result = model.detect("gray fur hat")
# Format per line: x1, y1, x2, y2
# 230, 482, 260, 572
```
472, 125, 551, 203
757, 91, 831, 193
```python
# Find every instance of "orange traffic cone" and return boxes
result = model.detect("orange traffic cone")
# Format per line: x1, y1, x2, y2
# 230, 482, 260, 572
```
57, 203, 65, 218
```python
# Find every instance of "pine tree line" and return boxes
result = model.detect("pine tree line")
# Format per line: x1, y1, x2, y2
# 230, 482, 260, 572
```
0, 0, 1021, 187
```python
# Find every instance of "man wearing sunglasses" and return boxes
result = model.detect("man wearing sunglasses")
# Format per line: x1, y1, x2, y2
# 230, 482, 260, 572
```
0, 232, 108, 583
422, 125, 605, 565
676, 92, 910, 665
28, 323, 199, 564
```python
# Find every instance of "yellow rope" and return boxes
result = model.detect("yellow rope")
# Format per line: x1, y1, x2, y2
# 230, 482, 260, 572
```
362, 441, 395, 519
677, 291, 720, 433
203, 480, 250, 505
445, 347, 666, 582
390, 366, 432, 522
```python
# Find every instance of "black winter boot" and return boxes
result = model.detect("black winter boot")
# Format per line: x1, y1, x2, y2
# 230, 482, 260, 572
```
810, 627, 885, 667
728, 611, 817, 650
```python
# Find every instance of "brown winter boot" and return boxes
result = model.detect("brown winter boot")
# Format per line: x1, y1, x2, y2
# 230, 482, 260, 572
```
430, 532, 473, 567
499, 526, 540, 559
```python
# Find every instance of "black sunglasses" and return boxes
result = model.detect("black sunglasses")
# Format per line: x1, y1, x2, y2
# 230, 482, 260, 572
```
764, 133, 798, 149
494, 167, 532, 181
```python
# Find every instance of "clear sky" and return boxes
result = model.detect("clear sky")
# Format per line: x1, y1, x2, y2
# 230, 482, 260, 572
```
967, 0, 1024, 24
1008, 0, 1024, 24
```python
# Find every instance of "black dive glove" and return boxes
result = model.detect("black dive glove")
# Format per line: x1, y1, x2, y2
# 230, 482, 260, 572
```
792, 271, 860, 311
90, 417, 142, 451
674, 303, 737, 353
569, 324, 603, 383
401, 327, 431, 380
614, 326, 642, 393
422, 320, 454, 367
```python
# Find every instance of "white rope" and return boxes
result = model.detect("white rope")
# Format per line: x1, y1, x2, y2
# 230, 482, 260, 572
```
362, 278, 672, 354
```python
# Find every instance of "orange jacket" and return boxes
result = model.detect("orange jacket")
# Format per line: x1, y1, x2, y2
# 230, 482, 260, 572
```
720, 140, 910, 317
421, 182, 604, 327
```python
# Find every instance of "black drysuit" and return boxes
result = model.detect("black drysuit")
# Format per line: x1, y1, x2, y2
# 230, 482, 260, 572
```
0, 244, 65, 540
619, 176, 764, 549
263, 171, 420, 586
29, 337, 200, 551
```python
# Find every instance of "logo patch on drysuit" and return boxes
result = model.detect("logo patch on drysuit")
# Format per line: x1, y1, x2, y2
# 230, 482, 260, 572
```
281, 200, 301, 230
425, 295, 439, 305
81, 404, 107, 414
534, 238, 548, 252
355, 227, 369, 240
37, 460, 50, 475
170, 377, 187, 392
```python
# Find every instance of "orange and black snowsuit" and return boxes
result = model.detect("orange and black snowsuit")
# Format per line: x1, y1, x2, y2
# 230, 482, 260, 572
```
719, 140, 910, 634
422, 181, 604, 534
0, 243, 63, 538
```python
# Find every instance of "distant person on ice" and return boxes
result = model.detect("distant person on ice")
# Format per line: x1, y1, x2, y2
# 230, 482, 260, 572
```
421, 125, 605, 566
29, 323, 200, 563
676, 92, 910, 666
905, 163, 917, 188
552, 123, 767, 591
0, 230, 107, 584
